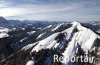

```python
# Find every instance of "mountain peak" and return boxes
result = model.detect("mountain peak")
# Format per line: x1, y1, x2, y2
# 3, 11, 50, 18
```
71, 21, 80, 27
0, 17, 8, 23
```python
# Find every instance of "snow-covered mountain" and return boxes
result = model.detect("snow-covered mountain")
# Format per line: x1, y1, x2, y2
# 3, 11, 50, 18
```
0, 21, 100, 65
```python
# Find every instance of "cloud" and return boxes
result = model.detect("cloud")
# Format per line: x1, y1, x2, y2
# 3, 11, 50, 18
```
0, 0, 100, 21
0, 7, 25, 17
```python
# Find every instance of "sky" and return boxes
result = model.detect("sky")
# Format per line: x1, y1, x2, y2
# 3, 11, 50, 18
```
0, 0, 100, 21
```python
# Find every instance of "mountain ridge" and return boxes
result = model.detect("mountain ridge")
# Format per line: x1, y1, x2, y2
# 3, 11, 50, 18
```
0, 17, 8, 23
0, 21, 100, 65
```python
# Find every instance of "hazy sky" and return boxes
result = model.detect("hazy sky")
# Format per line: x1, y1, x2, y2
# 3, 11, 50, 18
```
0, 0, 100, 21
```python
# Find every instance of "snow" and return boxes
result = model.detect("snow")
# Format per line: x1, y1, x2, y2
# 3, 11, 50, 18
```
73, 21, 98, 52
21, 42, 38, 51
98, 36, 100, 39
37, 32, 45, 39
28, 21, 99, 65
62, 32, 78, 64
61, 21, 98, 64
27, 31, 36, 35
52, 23, 63, 31
20, 37, 27, 42
62, 26, 75, 40
0, 33, 9, 38
12, 28, 16, 31
62, 22, 79, 40
26, 60, 34, 65
21, 28, 25, 30
53, 43, 60, 49
71, 21, 79, 27
46, 40, 57, 49
31, 21, 98, 53
81, 30, 97, 52
44, 25, 52, 29
0, 27, 9, 38
31, 32, 60, 52
0, 27, 9, 32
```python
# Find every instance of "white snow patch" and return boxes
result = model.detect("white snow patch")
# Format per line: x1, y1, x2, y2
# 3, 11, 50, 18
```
27, 31, 36, 35
46, 40, 57, 49
12, 28, 16, 31
53, 43, 60, 49
45, 25, 52, 29
21, 42, 38, 51
0, 27, 9, 32
31, 32, 60, 52
21, 28, 25, 30
52, 23, 63, 31
0, 27, 9, 38
20, 37, 27, 42
37, 32, 45, 39
26, 60, 34, 65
